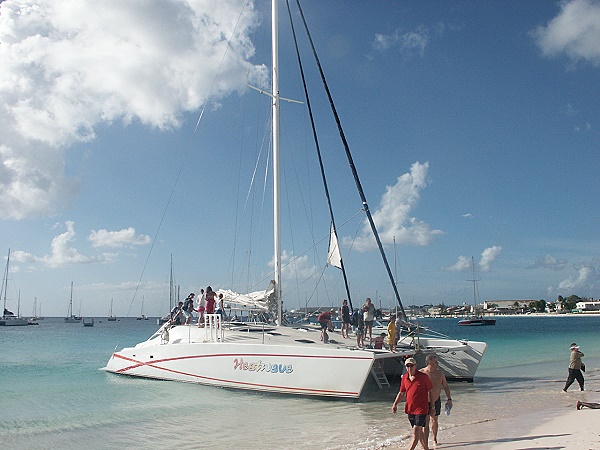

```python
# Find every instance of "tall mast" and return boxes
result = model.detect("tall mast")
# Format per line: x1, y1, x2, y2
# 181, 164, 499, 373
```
2, 249, 9, 318
469, 256, 479, 314
169, 254, 174, 310
69, 281, 74, 316
272, 0, 282, 325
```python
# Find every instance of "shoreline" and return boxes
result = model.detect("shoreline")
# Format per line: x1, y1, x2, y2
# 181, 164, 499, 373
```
421, 312, 600, 319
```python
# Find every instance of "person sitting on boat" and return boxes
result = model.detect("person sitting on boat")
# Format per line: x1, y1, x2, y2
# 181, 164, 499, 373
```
373, 332, 386, 349
170, 302, 184, 325
317, 309, 334, 343
182, 293, 195, 325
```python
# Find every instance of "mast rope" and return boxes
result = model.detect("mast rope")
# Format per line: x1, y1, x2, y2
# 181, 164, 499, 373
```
284, 0, 355, 312
125, 1, 254, 317
291, 0, 407, 321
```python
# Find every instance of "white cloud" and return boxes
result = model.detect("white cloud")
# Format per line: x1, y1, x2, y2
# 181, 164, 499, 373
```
443, 246, 502, 273
463, 213, 473, 219
347, 162, 443, 252
11, 221, 116, 267
533, 0, 600, 66
88, 227, 151, 248
443, 255, 471, 272
479, 246, 502, 272
373, 25, 430, 55
527, 254, 569, 270
0, 0, 267, 219
557, 263, 598, 290
277, 250, 317, 282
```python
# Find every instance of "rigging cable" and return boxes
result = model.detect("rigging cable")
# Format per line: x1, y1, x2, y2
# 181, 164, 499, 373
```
125, 1, 254, 317
292, 0, 407, 320
285, 0, 355, 312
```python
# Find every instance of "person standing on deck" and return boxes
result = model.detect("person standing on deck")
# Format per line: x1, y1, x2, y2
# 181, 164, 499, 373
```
355, 310, 365, 348
196, 288, 205, 327
340, 299, 350, 338
387, 314, 397, 352
563, 343, 585, 392
204, 286, 217, 315
182, 293, 195, 325
420, 354, 452, 445
392, 357, 435, 450
362, 297, 376, 343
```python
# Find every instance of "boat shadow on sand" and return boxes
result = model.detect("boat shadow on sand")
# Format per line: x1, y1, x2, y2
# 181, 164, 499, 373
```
439, 434, 569, 449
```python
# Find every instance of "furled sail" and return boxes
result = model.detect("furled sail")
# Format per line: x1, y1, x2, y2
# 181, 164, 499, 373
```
217, 280, 276, 312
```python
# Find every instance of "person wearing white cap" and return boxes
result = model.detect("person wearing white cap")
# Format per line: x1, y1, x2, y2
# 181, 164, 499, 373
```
563, 342, 585, 392
392, 357, 435, 450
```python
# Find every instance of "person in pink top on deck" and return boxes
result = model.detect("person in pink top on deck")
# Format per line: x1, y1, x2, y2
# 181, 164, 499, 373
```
204, 286, 217, 314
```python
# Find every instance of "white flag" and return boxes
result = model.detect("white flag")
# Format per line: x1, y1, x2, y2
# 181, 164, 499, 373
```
327, 222, 342, 269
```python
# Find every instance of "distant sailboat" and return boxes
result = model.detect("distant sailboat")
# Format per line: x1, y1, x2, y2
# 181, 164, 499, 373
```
64, 281, 82, 323
458, 257, 496, 326
31, 297, 44, 320
1, 249, 28, 327
28, 295, 40, 325
108, 299, 117, 321
137, 296, 148, 320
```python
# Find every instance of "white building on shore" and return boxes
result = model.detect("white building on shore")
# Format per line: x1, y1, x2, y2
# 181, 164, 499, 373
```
575, 299, 600, 312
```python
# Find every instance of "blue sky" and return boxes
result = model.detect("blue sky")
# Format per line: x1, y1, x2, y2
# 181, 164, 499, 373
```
1, 0, 599, 317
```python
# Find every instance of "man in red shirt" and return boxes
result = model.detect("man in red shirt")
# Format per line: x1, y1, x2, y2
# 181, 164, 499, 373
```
392, 357, 435, 450
317, 309, 334, 343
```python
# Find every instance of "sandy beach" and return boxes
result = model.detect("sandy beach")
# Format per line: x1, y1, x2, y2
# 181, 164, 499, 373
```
383, 392, 600, 449
438, 405, 599, 449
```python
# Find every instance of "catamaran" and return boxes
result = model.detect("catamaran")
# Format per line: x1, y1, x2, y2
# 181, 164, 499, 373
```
104, 0, 487, 397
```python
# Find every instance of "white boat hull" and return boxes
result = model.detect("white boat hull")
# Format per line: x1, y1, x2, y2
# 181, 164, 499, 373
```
398, 336, 487, 381
0, 317, 29, 326
104, 324, 409, 398
64, 316, 81, 323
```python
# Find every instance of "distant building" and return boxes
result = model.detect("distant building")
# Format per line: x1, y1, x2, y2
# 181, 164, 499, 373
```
576, 299, 600, 312
483, 299, 538, 314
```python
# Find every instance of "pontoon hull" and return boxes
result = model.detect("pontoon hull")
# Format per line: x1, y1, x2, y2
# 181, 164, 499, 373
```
104, 325, 394, 398
404, 337, 487, 381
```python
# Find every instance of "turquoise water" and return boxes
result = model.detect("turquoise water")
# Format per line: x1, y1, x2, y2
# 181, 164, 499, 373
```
1, 316, 599, 449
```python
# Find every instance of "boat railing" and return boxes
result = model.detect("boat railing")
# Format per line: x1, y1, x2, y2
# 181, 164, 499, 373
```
204, 313, 223, 342
397, 320, 455, 351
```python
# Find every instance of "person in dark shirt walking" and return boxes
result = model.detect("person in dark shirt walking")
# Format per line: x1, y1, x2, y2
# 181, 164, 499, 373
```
563, 343, 585, 392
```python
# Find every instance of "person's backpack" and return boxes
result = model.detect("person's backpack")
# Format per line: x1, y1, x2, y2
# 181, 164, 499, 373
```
350, 309, 360, 326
